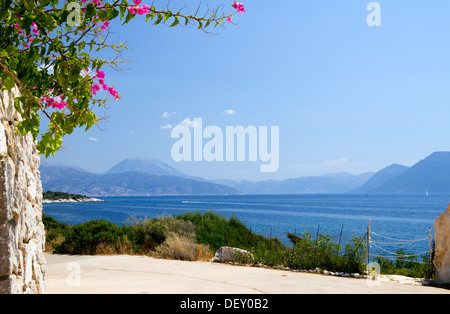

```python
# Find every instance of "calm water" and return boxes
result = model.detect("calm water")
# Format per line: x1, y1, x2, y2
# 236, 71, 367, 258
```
43, 194, 450, 259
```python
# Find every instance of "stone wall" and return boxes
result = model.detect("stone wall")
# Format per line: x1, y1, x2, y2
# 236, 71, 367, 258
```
434, 204, 450, 284
0, 85, 46, 294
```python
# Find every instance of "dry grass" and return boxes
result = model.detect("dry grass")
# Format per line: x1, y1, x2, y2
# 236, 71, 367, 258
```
45, 234, 65, 253
155, 233, 201, 261
94, 235, 134, 255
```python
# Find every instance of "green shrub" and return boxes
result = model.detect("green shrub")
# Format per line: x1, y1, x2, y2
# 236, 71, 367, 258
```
373, 249, 435, 279
43, 212, 434, 279
54, 219, 135, 255
155, 233, 199, 261
177, 210, 279, 252
249, 232, 366, 274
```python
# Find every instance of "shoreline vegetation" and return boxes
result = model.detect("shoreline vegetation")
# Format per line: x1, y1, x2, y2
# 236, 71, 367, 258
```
43, 191, 105, 203
43, 210, 437, 281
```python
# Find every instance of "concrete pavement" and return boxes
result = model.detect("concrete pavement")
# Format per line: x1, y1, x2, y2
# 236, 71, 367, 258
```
44, 253, 450, 294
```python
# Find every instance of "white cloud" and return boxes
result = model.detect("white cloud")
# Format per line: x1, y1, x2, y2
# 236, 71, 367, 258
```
319, 158, 348, 167
162, 111, 176, 119
161, 123, 173, 129
223, 109, 236, 115
178, 118, 198, 128
88, 137, 99, 142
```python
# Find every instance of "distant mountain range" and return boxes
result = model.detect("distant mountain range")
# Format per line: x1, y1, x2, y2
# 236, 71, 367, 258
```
39, 159, 240, 196
222, 172, 375, 194
368, 152, 450, 194
39, 152, 450, 196
349, 164, 409, 194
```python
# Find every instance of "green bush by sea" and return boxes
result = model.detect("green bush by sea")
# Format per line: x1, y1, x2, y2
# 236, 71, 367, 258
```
43, 211, 435, 278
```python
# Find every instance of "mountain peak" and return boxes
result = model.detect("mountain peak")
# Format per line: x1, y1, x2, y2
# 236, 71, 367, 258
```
349, 163, 409, 194
105, 157, 191, 178
373, 151, 450, 194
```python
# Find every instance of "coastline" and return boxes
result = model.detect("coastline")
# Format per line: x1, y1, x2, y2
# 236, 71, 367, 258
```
42, 197, 105, 203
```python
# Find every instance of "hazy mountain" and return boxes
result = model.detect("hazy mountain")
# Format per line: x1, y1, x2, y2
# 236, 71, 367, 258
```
372, 152, 450, 194
40, 160, 241, 196
105, 157, 191, 177
41, 151, 450, 196
227, 172, 375, 194
349, 164, 409, 194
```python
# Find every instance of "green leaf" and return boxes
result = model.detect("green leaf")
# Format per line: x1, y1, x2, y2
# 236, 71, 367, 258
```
31, 37, 42, 46
153, 13, 163, 25
107, 8, 119, 20
68, 68, 80, 83
98, 9, 107, 21
1, 72, 15, 90
163, 11, 172, 23
168, 17, 179, 27
30, 112, 40, 140
13, 97, 23, 114
85, 3, 96, 21
122, 10, 135, 25
119, 4, 127, 20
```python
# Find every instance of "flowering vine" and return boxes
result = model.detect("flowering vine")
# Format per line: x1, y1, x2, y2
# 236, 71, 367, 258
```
0, 0, 245, 157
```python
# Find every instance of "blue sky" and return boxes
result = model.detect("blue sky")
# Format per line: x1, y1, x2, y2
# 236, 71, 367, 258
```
46, 0, 450, 181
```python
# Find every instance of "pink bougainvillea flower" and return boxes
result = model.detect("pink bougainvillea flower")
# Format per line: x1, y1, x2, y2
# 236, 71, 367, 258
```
133, 0, 141, 5
101, 21, 110, 30
226, 16, 232, 23
141, 4, 150, 14
53, 101, 68, 109
232, 1, 245, 14
96, 70, 105, 79
128, 5, 137, 14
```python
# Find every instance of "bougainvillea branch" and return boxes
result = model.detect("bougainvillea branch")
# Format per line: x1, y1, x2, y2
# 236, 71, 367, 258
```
0, 0, 246, 157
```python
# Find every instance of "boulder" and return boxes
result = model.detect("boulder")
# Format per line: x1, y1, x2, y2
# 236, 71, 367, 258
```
211, 246, 253, 263
434, 203, 450, 283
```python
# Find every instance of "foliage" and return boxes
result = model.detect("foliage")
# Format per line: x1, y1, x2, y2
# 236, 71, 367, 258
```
177, 210, 279, 252
53, 218, 136, 254
43, 190, 88, 200
43, 212, 435, 278
249, 232, 367, 274
43, 213, 69, 243
0, 0, 245, 157
373, 249, 436, 279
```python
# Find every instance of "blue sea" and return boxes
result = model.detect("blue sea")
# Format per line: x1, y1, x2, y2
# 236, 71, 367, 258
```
43, 194, 450, 260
